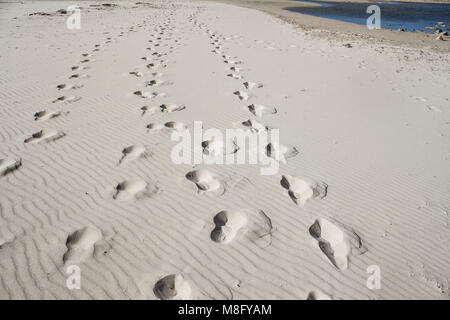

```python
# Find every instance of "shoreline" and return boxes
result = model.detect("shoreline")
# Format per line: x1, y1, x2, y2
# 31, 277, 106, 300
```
203, 0, 450, 52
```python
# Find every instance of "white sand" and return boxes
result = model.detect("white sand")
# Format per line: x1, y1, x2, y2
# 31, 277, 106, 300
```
0, 0, 449, 299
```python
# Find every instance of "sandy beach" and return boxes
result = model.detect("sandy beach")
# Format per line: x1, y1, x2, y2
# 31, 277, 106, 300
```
0, 0, 449, 300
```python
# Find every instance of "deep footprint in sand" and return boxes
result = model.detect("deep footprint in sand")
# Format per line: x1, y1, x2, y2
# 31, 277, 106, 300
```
211, 210, 247, 244
141, 106, 158, 117
266, 143, 299, 164
160, 103, 185, 113
63, 226, 102, 265
185, 169, 221, 193
154, 274, 191, 300
243, 81, 263, 90
52, 96, 81, 103
241, 119, 267, 134
69, 74, 89, 79
134, 91, 165, 99
309, 218, 350, 270
129, 71, 143, 77
118, 144, 148, 165
0, 158, 22, 176
247, 104, 277, 117
113, 180, 148, 201
145, 79, 167, 87
24, 130, 66, 144
224, 59, 240, 65
201, 139, 224, 157
233, 91, 249, 101
146, 123, 165, 132
57, 84, 84, 90
280, 175, 327, 205
71, 66, 90, 71
227, 73, 242, 80
133, 91, 151, 98
306, 290, 332, 300
34, 110, 68, 121
164, 121, 187, 131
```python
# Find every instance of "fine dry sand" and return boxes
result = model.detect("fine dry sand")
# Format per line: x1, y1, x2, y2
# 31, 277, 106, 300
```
0, 0, 449, 299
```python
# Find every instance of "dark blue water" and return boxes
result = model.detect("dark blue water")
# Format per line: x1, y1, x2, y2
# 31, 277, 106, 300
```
285, 1, 450, 32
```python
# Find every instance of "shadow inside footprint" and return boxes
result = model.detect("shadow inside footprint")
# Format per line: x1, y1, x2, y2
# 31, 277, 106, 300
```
248, 104, 277, 117
266, 143, 299, 164
280, 175, 327, 205
309, 218, 367, 271
185, 169, 222, 194
211, 210, 247, 244
63, 226, 102, 265
24, 130, 66, 144
153, 274, 191, 300
118, 144, 148, 165
0, 158, 22, 176
113, 180, 149, 201
34, 110, 67, 121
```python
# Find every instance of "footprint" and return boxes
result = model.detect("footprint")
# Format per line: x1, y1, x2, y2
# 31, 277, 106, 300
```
146, 123, 165, 132
241, 119, 267, 134
0, 158, 22, 176
52, 96, 81, 103
69, 74, 89, 79
164, 121, 187, 132
129, 71, 143, 77
224, 59, 240, 65
133, 91, 151, 98
247, 104, 277, 117
280, 175, 327, 205
63, 226, 102, 265
233, 91, 249, 101
34, 110, 67, 121
413, 96, 427, 102
185, 169, 221, 193
243, 82, 263, 90
24, 130, 66, 144
141, 105, 158, 117
118, 144, 147, 165
309, 218, 350, 270
211, 210, 247, 244
266, 143, 299, 164
145, 79, 164, 87
57, 84, 83, 90
201, 139, 224, 156
160, 103, 185, 113
134, 91, 166, 99
153, 274, 191, 300
306, 290, 332, 300
229, 66, 241, 72
71, 66, 90, 71
426, 105, 442, 113
227, 73, 242, 80
113, 180, 148, 201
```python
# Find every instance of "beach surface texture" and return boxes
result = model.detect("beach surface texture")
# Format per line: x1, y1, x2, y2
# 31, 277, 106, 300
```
0, 0, 449, 299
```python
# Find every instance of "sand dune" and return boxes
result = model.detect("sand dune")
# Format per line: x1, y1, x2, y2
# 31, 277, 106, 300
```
0, 0, 449, 300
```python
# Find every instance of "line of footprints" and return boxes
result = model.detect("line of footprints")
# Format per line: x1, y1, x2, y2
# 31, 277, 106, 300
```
0, 8, 367, 300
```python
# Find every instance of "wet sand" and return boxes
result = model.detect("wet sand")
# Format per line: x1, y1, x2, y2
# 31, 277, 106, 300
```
205, 0, 450, 52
